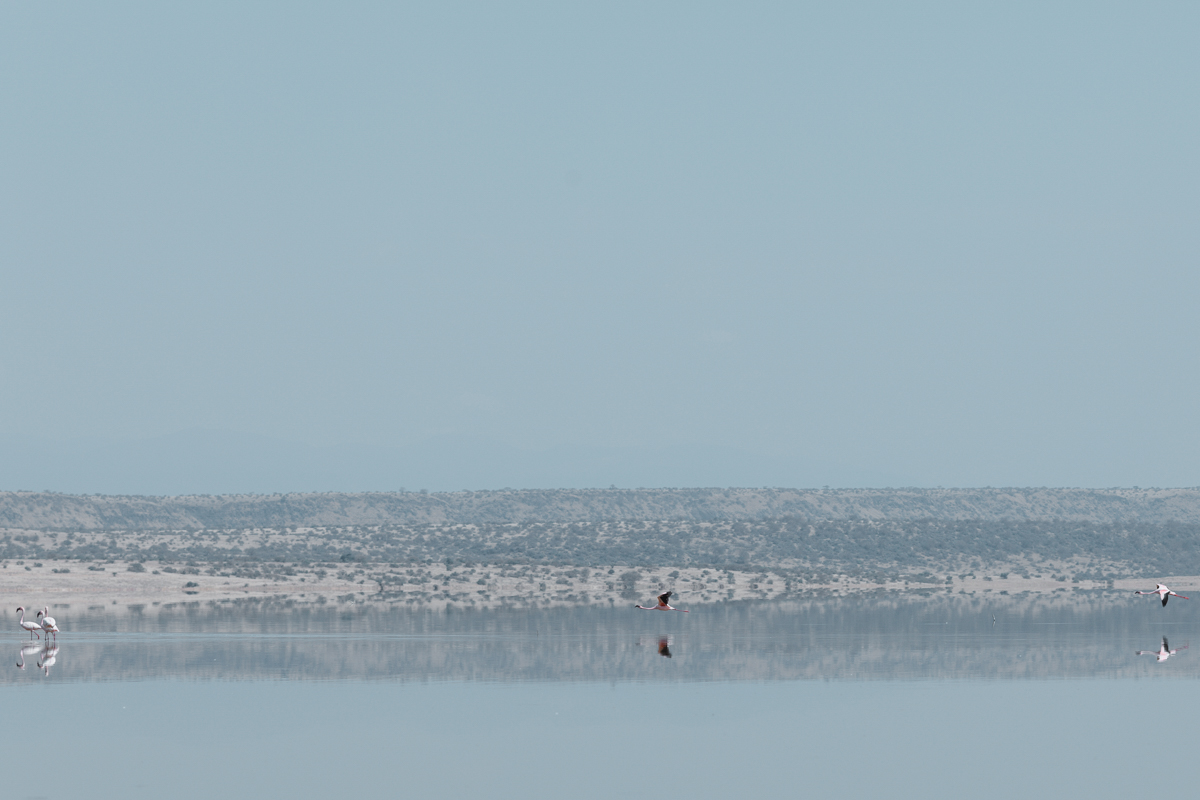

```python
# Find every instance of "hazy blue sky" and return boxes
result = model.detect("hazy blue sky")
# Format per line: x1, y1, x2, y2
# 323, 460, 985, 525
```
2, 2, 1197, 493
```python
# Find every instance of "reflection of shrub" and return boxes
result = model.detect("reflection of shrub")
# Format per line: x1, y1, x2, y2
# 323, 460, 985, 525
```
619, 570, 642, 600
183, 581, 200, 588
128, 563, 146, 573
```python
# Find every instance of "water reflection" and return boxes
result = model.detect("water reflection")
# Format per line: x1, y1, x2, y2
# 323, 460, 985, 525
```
1136, 637, 1187, 663
6, 592, 1200, 683
15, 642, 60, 676
636, 635, 674, 658
15, 643, 41, 671
37, 643, 59, 676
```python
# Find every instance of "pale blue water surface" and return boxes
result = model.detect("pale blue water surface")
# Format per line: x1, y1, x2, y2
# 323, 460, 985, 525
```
4, 593, 1198, 799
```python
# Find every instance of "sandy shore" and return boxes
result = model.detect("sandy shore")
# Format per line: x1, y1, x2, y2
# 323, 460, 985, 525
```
3, 558, 1193, 617
0, 560, 366, 612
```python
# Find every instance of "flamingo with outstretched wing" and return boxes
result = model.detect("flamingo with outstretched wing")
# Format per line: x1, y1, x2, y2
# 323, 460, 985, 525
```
636, 591, 689, 612
1134, 584, 1190, 607
1137, 636, 1188, 663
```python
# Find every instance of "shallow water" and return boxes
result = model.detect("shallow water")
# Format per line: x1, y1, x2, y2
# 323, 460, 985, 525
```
4, 593, 1198, 799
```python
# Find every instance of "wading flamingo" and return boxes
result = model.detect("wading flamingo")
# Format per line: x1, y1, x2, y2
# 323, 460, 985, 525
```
37, 607, 58, 641
636, 591, 689, 612
1134, 584, 1190, 607
1137, 636, 1187, 663
16, 608, 41, 640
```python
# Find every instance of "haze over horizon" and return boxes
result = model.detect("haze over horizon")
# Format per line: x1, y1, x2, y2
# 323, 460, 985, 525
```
3, 2, 1197, 495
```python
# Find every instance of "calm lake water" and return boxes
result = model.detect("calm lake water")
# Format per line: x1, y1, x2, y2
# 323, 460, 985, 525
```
4, 592, 1199, 799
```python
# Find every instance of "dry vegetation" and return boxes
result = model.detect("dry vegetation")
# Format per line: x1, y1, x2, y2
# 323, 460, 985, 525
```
4, 487, 1199, 612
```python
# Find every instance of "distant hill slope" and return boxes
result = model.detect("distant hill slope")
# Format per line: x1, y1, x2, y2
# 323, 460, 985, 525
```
3, 487, 1200, 531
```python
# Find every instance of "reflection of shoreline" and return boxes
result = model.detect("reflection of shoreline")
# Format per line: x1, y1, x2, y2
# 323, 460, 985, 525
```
4, 558, 1189, 616
4, 594, 1199, 685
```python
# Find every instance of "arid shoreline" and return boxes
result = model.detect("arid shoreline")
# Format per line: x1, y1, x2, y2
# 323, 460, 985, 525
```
3, 558, 1194, 616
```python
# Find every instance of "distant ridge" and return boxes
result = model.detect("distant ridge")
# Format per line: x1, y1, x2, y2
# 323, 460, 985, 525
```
3, 487, 1200, 531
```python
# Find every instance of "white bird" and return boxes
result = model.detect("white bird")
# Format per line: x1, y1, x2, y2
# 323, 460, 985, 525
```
1134, 583, 1190, 607
37, 607, 58, 641
16, 607, 41, 640
636, 591, 689, 612
37, 643, 58, 677
1137, 636, 1187, 663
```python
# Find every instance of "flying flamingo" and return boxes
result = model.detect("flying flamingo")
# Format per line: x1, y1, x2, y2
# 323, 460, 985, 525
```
636, 591, 689, 612
16, 607, 41, 640
1137, 636, 1187, 663
37, 607, 58, 641
1134, 583, 1190, 607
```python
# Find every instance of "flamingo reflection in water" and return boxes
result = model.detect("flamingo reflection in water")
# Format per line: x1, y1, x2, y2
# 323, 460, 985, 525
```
15, 643, 42, 670
636, 635, 674, 658
1137, 637, 1187, 663
37, 643, 59, 677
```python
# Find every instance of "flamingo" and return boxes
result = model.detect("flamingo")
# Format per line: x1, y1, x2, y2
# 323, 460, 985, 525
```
1137, 636, 1187, 663
1134, 583, 1190, 607
37, 643, 58, 677
37, 607, 58, 641
636, 591, 689, 612
16, 607, 41, 640
16, 643, 41, 670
